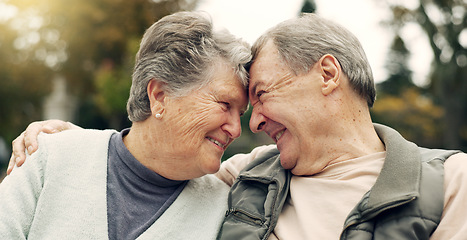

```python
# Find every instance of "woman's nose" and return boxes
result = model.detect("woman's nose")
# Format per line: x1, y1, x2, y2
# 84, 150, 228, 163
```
223, 115, 242, 139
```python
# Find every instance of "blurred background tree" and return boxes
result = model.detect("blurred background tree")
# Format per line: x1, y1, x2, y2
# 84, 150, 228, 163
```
372, 34, 445, 148
372, 0, 467, 151
0, 0, 197, 174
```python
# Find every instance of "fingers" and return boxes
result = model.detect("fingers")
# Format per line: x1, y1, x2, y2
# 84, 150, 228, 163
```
8, 132, 27, 175
7, 119, 74, 175
41, 120, 66, 133
42, 120, 80, 133
23, 121, 46, 156
7, 147, 18, 175
7, 154, 16, 175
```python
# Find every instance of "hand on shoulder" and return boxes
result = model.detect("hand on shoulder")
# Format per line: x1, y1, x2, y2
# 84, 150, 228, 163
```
7, 120, 80, 175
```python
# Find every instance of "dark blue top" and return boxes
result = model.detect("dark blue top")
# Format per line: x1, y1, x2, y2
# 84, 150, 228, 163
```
106, 129, 188, 240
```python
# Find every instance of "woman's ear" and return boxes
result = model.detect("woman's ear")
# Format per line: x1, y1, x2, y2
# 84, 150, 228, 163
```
319, 54, 341, 96
147, 79, 166, 115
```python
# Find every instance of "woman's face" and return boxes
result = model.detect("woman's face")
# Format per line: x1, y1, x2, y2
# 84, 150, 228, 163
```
160, 64, 248, 179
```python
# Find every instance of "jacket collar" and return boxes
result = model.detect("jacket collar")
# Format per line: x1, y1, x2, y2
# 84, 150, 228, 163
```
238, 147, 285, 181
364, 124, 421, 214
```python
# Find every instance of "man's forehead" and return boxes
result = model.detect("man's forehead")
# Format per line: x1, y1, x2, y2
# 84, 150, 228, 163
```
248, 57, 281, 89
248, 64, 265, 95
248, 56, 271, 89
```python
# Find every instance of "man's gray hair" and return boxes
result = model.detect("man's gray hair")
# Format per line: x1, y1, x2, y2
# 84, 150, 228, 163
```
251, 13, 376, 107
127, 11, 251, 122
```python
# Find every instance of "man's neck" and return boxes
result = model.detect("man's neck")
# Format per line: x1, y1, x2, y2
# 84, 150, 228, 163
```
298, 101, 385, 176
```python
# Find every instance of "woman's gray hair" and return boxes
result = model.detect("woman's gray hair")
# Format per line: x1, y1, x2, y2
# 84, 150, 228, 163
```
251, 13, 376, 107
127, 11, 251, 122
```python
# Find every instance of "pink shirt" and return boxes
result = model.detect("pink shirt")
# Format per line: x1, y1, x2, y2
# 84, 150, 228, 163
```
216, 145, 467, 240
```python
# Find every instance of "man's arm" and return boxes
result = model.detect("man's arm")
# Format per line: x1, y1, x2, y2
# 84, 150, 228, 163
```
8, 120, 79, 174
215, 144, 277, 186
431, 152, 467, 239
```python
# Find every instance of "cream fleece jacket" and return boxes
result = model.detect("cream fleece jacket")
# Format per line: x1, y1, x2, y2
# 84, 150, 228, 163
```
0, 129, 229, 239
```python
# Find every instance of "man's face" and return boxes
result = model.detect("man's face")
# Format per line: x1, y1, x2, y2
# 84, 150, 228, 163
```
248, 40, 326, 175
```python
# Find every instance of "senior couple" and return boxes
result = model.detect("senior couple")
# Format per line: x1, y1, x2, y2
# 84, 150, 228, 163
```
2, 11, 467, 240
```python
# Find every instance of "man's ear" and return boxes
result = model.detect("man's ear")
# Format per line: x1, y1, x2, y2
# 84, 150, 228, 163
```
319, 54, 341, 96
147, 79, 167, 115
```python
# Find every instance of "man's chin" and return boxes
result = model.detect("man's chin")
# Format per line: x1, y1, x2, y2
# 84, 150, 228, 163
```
279, 156, 296, 171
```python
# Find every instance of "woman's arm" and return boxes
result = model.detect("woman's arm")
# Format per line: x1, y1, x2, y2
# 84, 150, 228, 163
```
7, 119, 80, 175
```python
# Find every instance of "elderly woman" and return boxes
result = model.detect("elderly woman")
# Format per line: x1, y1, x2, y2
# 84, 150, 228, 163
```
0, 11, 250, 239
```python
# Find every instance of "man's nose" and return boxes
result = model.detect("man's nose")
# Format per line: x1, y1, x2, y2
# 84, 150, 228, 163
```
249, 107, 266, 133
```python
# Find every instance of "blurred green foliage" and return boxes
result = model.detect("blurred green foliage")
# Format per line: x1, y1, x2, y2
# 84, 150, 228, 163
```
0, 0, 197, 173
373, 0, 467, 151
372, 88, 445, 148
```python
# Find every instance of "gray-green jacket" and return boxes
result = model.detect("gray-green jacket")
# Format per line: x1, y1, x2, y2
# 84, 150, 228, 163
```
218, 124, 460, 240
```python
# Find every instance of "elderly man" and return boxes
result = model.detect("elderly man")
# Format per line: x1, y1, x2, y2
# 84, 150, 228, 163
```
215, 14, 467, 239
8, 13, 467, 240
